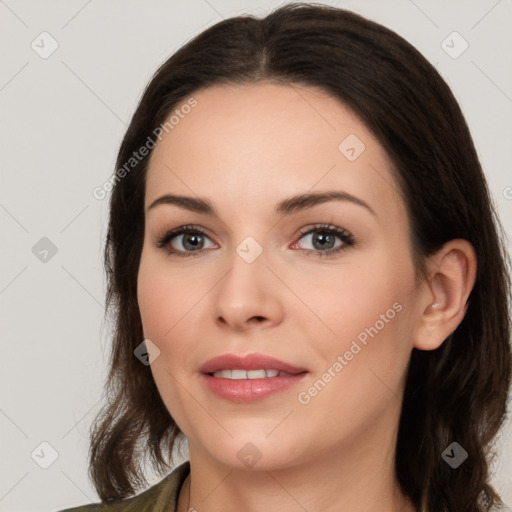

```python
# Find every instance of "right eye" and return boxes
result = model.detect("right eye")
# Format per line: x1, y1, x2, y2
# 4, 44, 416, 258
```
155, 225, 217, 257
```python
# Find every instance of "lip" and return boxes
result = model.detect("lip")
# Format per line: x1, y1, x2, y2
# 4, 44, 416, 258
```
199, 353, 307, 375
199, 353, 308, 403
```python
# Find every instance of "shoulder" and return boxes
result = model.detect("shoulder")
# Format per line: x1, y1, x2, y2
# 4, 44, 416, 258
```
57, 461, 190, 512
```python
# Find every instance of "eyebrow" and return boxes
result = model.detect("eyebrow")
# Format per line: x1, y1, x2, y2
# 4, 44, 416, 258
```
147, 190, 376, 217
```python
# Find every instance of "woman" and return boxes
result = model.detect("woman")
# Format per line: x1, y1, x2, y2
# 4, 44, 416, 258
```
59, 3, 511, 511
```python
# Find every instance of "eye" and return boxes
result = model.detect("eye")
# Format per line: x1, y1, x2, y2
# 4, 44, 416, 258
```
155, 224, 216, 257
155, 223, 356, 258
293, 224, 356, 257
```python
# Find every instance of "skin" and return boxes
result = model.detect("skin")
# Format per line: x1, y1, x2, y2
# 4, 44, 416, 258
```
137, 82, 476, 512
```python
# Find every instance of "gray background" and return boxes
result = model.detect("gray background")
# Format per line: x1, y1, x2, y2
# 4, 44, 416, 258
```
1, 1, 511, 510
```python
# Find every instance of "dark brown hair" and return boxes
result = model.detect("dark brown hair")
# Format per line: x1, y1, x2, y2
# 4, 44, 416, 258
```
89, 3, 512, 510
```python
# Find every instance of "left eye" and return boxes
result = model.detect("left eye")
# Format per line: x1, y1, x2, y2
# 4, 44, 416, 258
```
295, 229, 343, 251
292, 225, 355, 256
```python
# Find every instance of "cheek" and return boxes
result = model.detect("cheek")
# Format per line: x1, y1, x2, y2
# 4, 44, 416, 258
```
137, 250, 192, 340
296, 297, 411, 446
137, 263, 169, 340
137, 252, 197, 429
305, 255, 410, 347
136, 248, 210, 378
304, 254, 414, 397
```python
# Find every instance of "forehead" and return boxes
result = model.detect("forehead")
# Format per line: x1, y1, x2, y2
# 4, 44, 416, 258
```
145, 82, 405, 224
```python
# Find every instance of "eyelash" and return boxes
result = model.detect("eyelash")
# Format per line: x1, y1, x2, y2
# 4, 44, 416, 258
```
154, 223, 357, 258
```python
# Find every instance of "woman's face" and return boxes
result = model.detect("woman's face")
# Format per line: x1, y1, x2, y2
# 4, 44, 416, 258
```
137, 82, 422, 471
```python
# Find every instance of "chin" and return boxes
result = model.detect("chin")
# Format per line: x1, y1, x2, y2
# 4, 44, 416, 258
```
200, 435, 306, 472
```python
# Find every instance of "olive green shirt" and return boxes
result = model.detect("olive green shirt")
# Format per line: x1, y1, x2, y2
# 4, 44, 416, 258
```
58, 461, 190, 512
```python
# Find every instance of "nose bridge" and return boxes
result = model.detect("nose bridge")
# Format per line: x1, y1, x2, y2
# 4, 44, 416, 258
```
234, 233, 266, 266
222, 233, 268, 296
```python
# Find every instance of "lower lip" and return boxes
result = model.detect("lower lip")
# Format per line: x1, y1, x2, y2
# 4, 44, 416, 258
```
201, 373, 308, 402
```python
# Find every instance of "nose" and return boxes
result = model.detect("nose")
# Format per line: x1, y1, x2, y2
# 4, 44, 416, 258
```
212, 244, 285, 333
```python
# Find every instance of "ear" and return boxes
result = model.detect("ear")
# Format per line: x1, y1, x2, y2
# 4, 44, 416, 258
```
412, 239, 477, 351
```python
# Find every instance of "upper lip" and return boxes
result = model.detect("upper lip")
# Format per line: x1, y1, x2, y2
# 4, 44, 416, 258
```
199, 353, 308, 375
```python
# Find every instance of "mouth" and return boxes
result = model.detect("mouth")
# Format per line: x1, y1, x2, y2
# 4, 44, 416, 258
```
199, 353, 308, 402
199, 352, 307, 375
209, 369, 301, 379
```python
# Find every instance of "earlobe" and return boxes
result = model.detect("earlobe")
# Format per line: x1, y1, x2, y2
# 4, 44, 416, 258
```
412, 239, 477, 351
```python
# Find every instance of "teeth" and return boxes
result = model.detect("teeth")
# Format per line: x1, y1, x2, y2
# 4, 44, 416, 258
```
214, 370, 234, 379
211, 369, 287, 379
231, 369, 248, 379
247, 369, 266, 379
